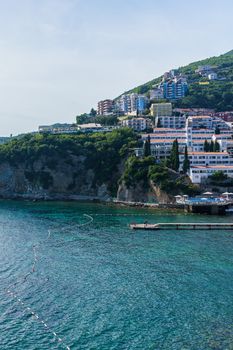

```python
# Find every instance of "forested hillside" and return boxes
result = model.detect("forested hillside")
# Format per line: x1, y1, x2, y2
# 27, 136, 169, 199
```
122, 50, 233, 111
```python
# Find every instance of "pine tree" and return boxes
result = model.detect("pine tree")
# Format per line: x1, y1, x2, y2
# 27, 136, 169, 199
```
157, 119, 162, 128
183, 145, 190, 173
215, 126, 220, 135
170, 139, 180, 172
143, 135, 151, 157
210, 140, 214, 152
214, 140, 220, 152
204, 139, 209, 152
90, 108, 97, 117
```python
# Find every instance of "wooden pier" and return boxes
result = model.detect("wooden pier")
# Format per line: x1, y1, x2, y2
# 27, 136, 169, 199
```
130, 223, 233, 230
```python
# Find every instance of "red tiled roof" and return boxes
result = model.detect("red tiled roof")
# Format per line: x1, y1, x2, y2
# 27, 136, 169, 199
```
191, 165, 233, 169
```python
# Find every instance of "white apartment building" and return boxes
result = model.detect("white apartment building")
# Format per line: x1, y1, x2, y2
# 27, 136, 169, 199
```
188, 115, 231, 131
223, 140, 233, 153
139, 115, 233, 183
144, 133, 186, 140
189, 165, 233, 184
121, 118, 152, 131
179, 151, 233, 169
149, 138, 187, 158
152, 128, 185, 134
149, 88, 164, 100
208, 72, 218, 80
117, 93, 147, 114
155, 115, 186, 128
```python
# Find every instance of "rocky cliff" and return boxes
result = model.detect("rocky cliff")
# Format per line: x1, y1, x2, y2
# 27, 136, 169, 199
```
0, 132, 199, 203
0, 130, 138, 201
117, 181, 176, 204
0, 157, 111, 201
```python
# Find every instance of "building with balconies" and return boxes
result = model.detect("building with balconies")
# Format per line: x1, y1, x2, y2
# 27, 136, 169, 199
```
121, 118, 152, 131
97, 99, 114, 115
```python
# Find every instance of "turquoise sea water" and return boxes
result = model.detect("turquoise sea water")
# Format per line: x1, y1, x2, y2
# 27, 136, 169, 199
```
0, 200, 233, 350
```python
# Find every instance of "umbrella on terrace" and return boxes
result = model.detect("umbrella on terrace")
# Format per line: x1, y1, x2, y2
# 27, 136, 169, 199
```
222, 192, 233, 200
203, 192, 213, 195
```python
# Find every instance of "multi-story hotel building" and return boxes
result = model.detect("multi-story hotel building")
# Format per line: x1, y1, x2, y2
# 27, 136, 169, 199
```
121, 118, 152, 131
97, 99, 114, 115
162, 78, 188, 100
155, 115, 186, 129
189, 165, 233, 184
140, 115, 233, 182
117, 94, 147, 114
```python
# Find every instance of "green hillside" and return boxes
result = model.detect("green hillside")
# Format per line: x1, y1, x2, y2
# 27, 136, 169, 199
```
124, 50, 233, 111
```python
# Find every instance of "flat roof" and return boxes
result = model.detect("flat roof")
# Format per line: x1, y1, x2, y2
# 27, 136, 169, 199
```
150, 139, 186, 143
189, 116, 213, 119
150, 134, 187, 137
124, 118, 149, 121
192, 129, 214, 132
215, 134, 232, 137
190, 133, 214, 137
153, 128, 185, 131
78, 123, 102, 128
180, 152, 228, 155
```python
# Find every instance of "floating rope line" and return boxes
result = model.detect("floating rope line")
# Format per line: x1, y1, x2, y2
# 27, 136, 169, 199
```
7, 244, 39, 291
4, 213, 94, 349
6, 290, 70, 350
6, 242, 71, 349
58, 214, 94, 232
44, 214, 94, 249
78, 214, 94, 227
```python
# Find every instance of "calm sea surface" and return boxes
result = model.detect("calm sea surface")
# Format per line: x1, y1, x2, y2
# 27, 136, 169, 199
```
0, 200, 233, 350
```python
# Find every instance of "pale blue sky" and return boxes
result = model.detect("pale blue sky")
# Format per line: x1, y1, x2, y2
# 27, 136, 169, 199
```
0, 0, 232, 135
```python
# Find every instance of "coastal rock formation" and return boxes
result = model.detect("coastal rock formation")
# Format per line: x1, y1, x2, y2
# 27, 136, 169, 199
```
0, 130, 138, 201
150, 182, 176, 204
117, 181, 175, 204
0, 158, 112, 200
0, 132, 199, 203
117, 182, 151, 203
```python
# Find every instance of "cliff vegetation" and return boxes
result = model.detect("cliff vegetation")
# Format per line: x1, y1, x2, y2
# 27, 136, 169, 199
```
0, 129, 139, 200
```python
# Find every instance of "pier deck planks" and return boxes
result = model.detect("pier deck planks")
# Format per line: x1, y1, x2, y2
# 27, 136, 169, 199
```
130, 223, 233, 230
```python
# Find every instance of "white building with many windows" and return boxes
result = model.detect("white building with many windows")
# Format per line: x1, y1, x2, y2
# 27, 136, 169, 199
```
121, 118, 152, 131
155, 115, 186, 129
139, 114, 233, 183
189, 165, 233, 184
179, 152, 233, 168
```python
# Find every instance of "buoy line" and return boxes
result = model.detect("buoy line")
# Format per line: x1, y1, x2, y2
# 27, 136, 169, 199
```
6, 241, 70, 349
5, 214, 94, 349
6, 290, 71, 350
47, 214, 94, 248
59, 214, 94, 232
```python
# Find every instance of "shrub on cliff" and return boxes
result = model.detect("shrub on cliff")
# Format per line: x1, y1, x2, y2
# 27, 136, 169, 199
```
121, 159, 200, 196
121, 156, 155, 188
149, 164, 200, 196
